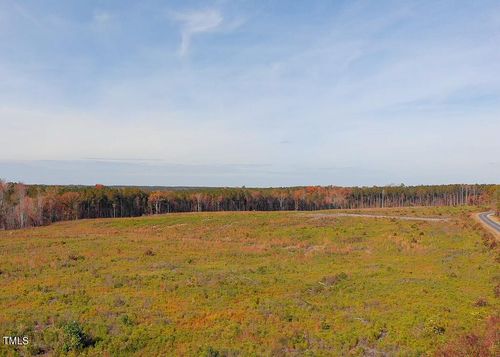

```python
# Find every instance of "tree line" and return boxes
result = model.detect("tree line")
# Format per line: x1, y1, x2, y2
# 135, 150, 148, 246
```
0, 180, 498, 230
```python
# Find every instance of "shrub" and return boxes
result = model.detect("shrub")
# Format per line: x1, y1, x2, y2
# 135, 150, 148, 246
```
320, 272, 348, 287
120, 314, 135, 326
435, 316, 499, 356
61, 321, 93, 352
68, 254, 85, 261
475, 298, 488, 307
202, 346, 222, 357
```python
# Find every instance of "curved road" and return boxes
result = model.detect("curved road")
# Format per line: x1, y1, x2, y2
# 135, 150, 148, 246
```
478, 211, 500, 233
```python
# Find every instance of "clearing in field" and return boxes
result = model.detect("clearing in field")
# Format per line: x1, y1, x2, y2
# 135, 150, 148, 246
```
0, 206, 498, 355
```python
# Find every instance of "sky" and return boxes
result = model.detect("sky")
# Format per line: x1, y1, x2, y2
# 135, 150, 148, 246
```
0, 0, 499, 187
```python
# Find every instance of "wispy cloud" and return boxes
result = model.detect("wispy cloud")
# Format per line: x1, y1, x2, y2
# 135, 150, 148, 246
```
171, 9, 223, 56
10, 2, 42, 28
91, 10, 114, 32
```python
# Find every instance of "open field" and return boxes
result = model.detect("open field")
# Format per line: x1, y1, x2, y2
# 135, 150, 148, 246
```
0, 206, 498, 356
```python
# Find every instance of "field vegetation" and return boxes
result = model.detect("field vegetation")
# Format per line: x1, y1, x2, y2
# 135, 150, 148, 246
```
0, 206, 498, 356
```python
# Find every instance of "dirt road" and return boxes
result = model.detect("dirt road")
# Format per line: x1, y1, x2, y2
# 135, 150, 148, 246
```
302, 212, 449, 222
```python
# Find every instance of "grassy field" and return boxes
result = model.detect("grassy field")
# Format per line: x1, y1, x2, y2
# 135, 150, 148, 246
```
0, 206, 498, 356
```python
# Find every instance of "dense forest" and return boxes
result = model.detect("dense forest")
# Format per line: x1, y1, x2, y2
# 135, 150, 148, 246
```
0, 180, 498, 230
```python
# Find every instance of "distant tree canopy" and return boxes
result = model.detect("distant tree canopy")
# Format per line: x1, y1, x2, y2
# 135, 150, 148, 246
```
0, 181, 498, 230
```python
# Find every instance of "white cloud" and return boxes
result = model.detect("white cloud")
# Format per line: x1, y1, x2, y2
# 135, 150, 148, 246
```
171, 9, 223, 56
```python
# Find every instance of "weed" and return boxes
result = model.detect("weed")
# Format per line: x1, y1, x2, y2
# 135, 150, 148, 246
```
320, 272, 348, 286
475, 298, 488, 307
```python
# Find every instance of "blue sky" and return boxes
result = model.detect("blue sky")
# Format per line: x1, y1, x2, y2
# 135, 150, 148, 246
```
0, 0, 499, 186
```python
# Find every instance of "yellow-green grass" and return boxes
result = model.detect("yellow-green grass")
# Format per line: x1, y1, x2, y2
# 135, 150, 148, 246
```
0, 206, 498, 356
